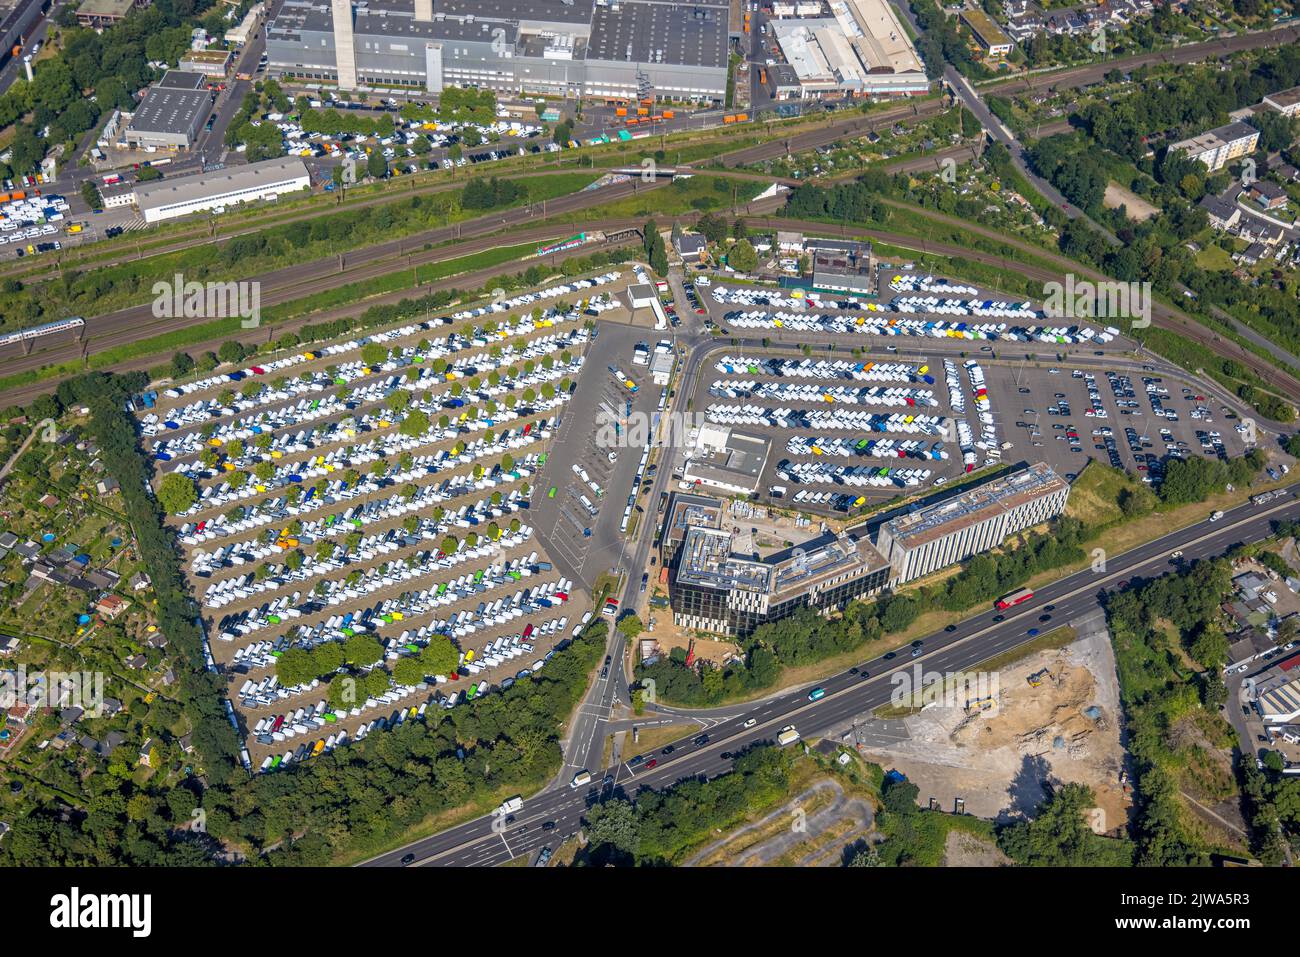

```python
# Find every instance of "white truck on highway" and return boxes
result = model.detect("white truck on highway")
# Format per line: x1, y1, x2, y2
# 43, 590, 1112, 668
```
776, 725, 800, 746
498, 796, 524, 815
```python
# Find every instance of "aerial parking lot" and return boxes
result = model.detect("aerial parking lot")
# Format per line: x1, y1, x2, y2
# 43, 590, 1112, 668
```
689, 273, 1250, 513
137, 271, 630, 770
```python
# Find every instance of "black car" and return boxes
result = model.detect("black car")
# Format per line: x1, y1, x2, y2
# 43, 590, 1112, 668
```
542, 820, 557, 831
1039, 614, 1052, 623
693, 734, 709, 746
945, 624, 956, 632
661, 744, 675, 755
992, 615, 1005, 623
859, 671, 870, 679
401, 853, 416, 865
883, 651, 896, 660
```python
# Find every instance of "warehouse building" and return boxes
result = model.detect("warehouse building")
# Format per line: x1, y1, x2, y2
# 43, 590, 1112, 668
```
123, 71, 213, 151
266, 0, 730, 102
767, 0, 928, 98
1170, 121, 1259, 172
132, 157, 312, 223
873, 462, 1071, 584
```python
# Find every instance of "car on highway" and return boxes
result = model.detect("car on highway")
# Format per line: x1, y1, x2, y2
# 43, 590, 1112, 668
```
883, 651, 896, 660
1027, 627, 1040, 637
992, 615, 1004, 623
693, 734, 709, 746
401, 853, 416, 865
645, 758, 658, 769
628, 754, 644, 766
661, 744, 675, 755
542, 820, 557, 831
742, 718, 756, 728
911, 646, 923, 658
808, 687, 826, 701
1039, 614, 1052, 622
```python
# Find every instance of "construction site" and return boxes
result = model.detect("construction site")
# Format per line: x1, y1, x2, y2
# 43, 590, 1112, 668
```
837, 617, 1132, 832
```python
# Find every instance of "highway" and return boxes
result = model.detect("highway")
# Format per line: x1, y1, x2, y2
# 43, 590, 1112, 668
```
360, 486, 1300, 866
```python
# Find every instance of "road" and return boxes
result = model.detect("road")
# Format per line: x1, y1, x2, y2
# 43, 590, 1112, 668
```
360, 486, 1300, 866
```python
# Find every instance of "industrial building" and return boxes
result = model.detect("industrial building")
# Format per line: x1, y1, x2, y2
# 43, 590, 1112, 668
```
0, 0, 45, 73
873, 462, 1071, 584
266, 0, 731, 102
766, 0, 928, 98
131, 157, 312, 224
123, 71, 213, 151
1170, 121, 1260, 172
681, 423, 771, 495
809, 238, 873, 294
661, 492, 891, 637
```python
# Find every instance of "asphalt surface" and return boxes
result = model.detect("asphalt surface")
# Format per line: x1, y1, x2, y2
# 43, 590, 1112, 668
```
360, 485, 1300, 866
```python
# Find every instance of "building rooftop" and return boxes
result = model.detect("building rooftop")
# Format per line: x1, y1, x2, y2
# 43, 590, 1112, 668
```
76, 0, 136, 20
961, 7, 1012, 48
1264, 85, 1300, 110
661, 491, 725, 551
676, 522, 888, 600
588, 0, 729, 68
135, 157, 311, 212
1172, 120, 1259, 155
684, 425, 770, 493
156, 70, 208, 90
128, 84, 211, 137
876, 462, 1068, 551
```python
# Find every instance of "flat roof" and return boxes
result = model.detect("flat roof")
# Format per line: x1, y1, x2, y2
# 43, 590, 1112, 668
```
878, 462, 1068, 551
1172, 121, 1259, 154
1264, 85, 1300, 109
77, 0, 135, 19
135, 157, 311, 211
589, 1, 729, 68
837, 0, 925, 75
676, 523, 887, 599
156, 70, 208, 90
128, 86, 212, 137
960, 7, 1012, 47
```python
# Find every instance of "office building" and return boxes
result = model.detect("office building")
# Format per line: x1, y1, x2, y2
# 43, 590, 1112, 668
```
663, 493, 891, 637
132, 157, 312, 223
874, 462, 1070, 584
266, 0, 731, 102
1170, 121, 1259, 172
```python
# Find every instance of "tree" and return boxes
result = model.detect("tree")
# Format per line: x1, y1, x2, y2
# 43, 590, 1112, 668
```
616, 615, 644, 641
80, 180, 103, 211
157, 473, 197, 514
728, 238, 758, 273
367, 150, 388, 180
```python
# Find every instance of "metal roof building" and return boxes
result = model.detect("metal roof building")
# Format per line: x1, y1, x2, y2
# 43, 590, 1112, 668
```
124, 72, 213, 151
133, 158, 312, 224
266, 0, 730, 102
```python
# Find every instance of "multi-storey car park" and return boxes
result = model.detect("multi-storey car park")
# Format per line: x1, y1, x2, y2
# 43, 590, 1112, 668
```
138, 269, 635, 771
266, 0, 732, 102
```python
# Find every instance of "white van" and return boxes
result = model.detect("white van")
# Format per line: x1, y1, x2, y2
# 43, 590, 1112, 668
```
570, 770, 593, 789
